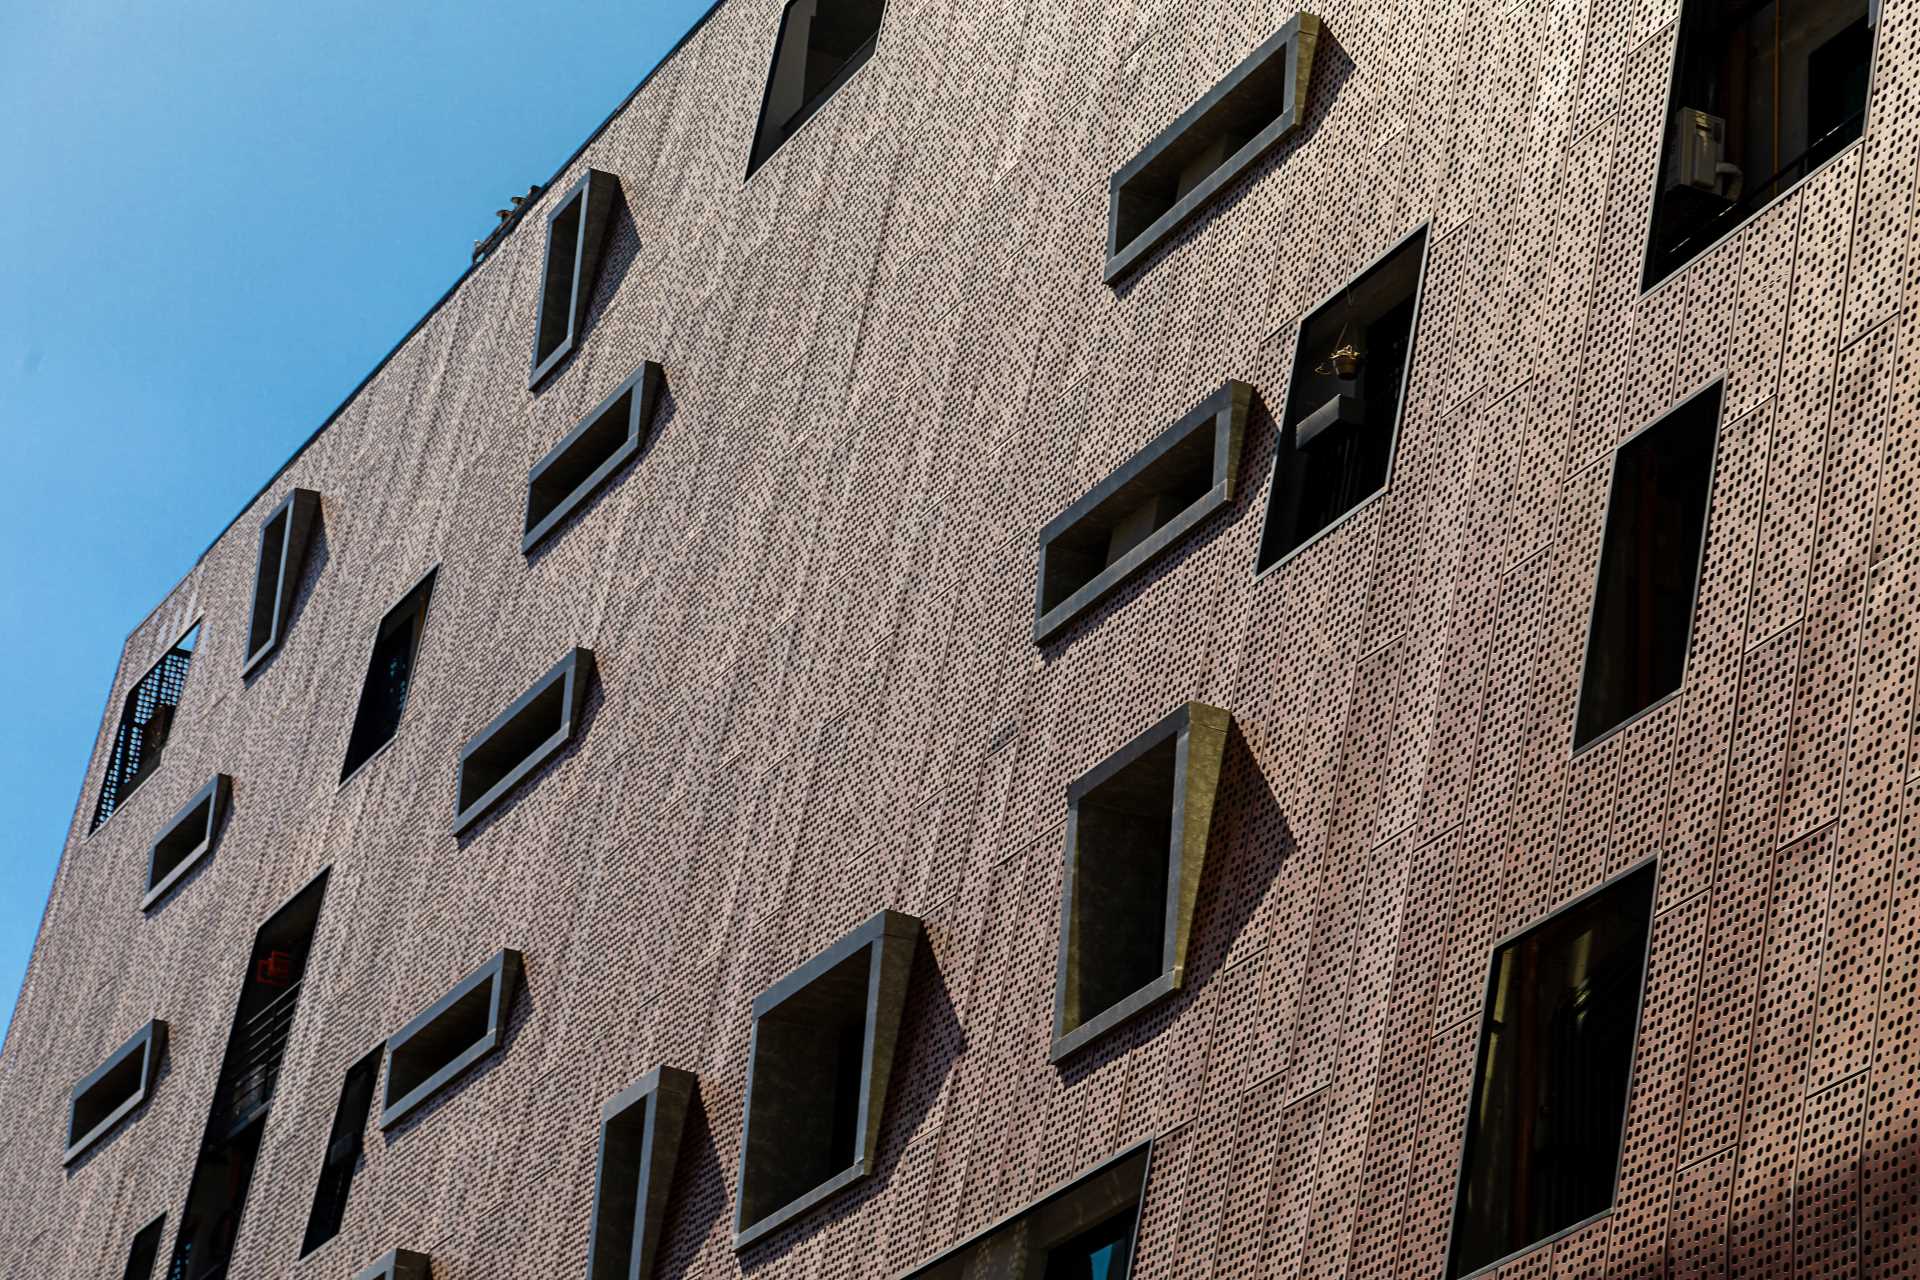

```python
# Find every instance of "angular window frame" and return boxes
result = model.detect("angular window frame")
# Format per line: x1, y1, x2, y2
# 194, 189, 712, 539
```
587, 1065, 697, 1280
1034, 381, 1252, 644
241, 488, 322, 677
350, 1249, 433, 1280
1105, 13, 1321, 283
452, 647, 595, 835
142, 773, 232, 912
523, 361, 665, 554
380, 948, 524, 1130
528, 168, 621, 390
1050, 703, 1231, 1062
746, 0, 887, 178
340, 568, 439, 784
66, 1019, 168, 1164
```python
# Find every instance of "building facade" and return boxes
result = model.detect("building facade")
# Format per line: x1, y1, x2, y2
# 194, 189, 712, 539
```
4, 0, 1918, 1276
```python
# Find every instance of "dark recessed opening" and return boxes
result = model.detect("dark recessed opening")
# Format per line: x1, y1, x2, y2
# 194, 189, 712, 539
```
901, 1145, 1150, 1279
122, 1215, 166, 1280
67, 1025, 162, 1161
241, 489, 321, 676
1259, 226, 1428, 570
1043, 1208, 1139, 1280
381, 949, 522, 1129
1574, 383, 1720, 751
170, 1117, 266, 1280
342, 572, 436, 781
1064, 738, 1175, 1035
143, 774, 230, 910
390, 983, 490, 1103
1645, 0, 1875, 286
92, 624, 198, 830
523, 362, 663, 553
1042, 431, 1213, 616
528, 170, 619, 389
534, 199, 582, 368
453, 649, 593, 834
247, 512, 288, 659
1448, 863, 1657, 1278
748, 0, 885, 175
301, 1047, 383, 1256
587, 1067, 696, 1280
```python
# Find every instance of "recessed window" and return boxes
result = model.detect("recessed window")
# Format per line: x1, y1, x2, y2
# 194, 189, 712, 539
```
1574, 382, 1721, 751
242, 489, 322, 677
1034, 381, 1252, 644
143, 773, 231, 911
350, 1249, 432, 1280
300, 1048, 383, 1256
452, 648, 595, 835
92, 623, 199, 830
1646, 0, 1875, 285
529, 168, 621, 389
734, 910, 921, 1249
901, 1144, 1150, 1279
524, 361, 664, 553
341, 570, 437, 782
1257, 225, 1430, 571
1448, 862, 1657, 1278
122, 1215, 166, 1280
65, 1020, 167, 1164
1105, 14, 1321, 282
587, 1066, 697, 1280
747, 0, 885, 177
1051, 703, 1231, 1062
380, 948, 524, 1130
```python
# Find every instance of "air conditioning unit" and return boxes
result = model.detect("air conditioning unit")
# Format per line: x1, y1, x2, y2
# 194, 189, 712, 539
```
1667, 109, 1741, 198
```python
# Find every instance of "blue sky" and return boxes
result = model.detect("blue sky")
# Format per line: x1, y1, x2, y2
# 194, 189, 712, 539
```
0, 0, 716, 1043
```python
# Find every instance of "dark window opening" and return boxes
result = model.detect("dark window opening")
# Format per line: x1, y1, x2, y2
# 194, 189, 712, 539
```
1258, 226, 1428, 570
524, 361, 664, 553
241, 489, 321, 676
380, 949, 523, 1129
1448, 863, 1657, 1278
900, 1145, 1150, 1280
144, 774, 231, 911
528, 169, 620, 388
66, 1021, 167, 1164
123, 1216, 166, 1280
342, 572, 436, 781
92, 624, 198, 830
1575, 383, 1720, 751
300, 1048, 383, 1256
1646, 0, 1875, 286
1043, 1210, 1138, 1280
586, 1066, 696, 1280
747, 0, 885, 176
452, 648, 594, 834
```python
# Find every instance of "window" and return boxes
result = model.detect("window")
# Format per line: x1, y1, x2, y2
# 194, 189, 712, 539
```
529, 168, 621, 389
1051, 703, 1231, 1061
1448, 862, 1657, 1278
350, 1250, 432, 1280
734, 910, 921, 1249
122, 1215, 166, 1280
524, 361, 664, 553
1034, 382, 1252, 643
143, 773, 231, 911
901, 1143, 1150, 1279
747, 0, 884, 176
380, 948, 524, 1130
300, 1048, 383, 1256
1574, 382, 1721, 751
341, 570, 437, 781
92, 623, 198, 830
1105, 14, 1321, 282
241, 489, 322, 677
587, 1066, 697, 1280
65, 1020, 167, 1164
1646, 0, 1876, 285
1257, 225, 1430, 570
452, 648, 595, 835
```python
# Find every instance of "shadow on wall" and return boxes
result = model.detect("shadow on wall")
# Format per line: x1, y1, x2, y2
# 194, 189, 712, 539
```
241, 511, 329, 687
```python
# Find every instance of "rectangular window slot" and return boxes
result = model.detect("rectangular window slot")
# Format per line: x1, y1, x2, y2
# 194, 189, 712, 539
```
452, 648, 594, 835
342, 570, 438, 782
529, 169, 621, 389
122, 1215, 166, 1280
350, 1250, 433, 1280
301, 1047, 383, 1256
380, 948, 524, 1130
735, 910, 920, 1250
1034, 381, 1252, 644
1258, 225, 1429, 571
92, 623, 199, 830
1449, 862, 1657, 1278
66, 1020, 167, 1164
747, 0, 886, 176
143, 773, 231, 911
1105, 14, 1320, 282
1574, 382, 1721, 751
1646, 0, 1875, 286
1052, 704, 1230, 1062
524, 361, 664, 553
587, 1066, 697, 1280
241, 488, 322, 677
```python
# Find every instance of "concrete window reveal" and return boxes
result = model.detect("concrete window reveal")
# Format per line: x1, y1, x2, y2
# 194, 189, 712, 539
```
734, 910, 921, 1249
65, 1020, 167, 1164
142, 773, 231, 911
747, 0, 885, 177
1034, 381, 1252, 644
1447, 862, 1657, 1278
452, 648, 594, 835
380, 948, 523, 1130
92, 623, 199, 830
242, 488, 322, 677
350, 1250, 433, 1280
1105, 13, 1320, 283
1573, 382, 1720, 752
529, 168, 621, 389
122, 1215, 166, 1280
899, 1142, 1151, 1279
524, 362, 664, 553
341, 570, 438, 782
301, 1047, 383, 1256
1257, 225, 1430, 571
587, 1066, 697, 1280
1051, 704, 1230, 1062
